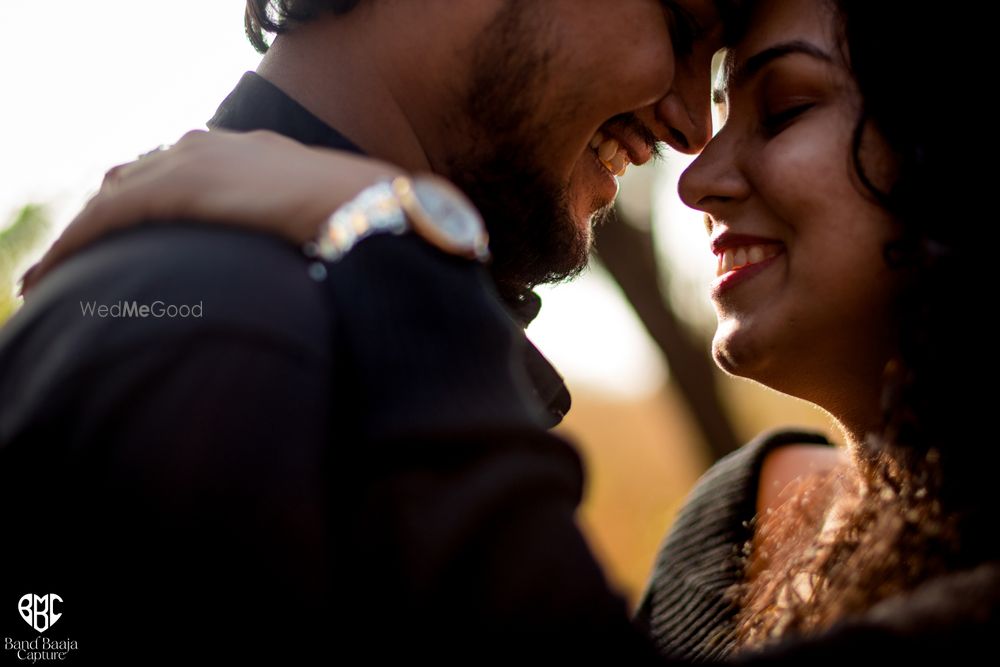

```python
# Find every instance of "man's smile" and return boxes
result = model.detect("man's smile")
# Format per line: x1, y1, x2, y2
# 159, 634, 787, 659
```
589, 130, 632, 177
588, 115, 660, 177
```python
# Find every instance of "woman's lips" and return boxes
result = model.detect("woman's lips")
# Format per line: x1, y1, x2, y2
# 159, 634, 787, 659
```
711, 247, 785, 300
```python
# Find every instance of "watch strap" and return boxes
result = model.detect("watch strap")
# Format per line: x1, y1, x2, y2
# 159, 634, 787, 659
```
304, 180, 407, 263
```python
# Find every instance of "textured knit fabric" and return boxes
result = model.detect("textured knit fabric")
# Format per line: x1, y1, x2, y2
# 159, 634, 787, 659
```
633, 427, 834, 661
634, 427, 1000, 665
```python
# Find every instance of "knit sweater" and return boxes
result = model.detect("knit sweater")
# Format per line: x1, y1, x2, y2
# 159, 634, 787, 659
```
633, 427, 834, 661
634, 427, 1000, 665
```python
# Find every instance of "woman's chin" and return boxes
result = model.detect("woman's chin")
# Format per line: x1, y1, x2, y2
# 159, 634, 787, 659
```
712, 326, 813, 404
712, 318, 753, 377
712, 338, 748, 378
711, 322, 774, 382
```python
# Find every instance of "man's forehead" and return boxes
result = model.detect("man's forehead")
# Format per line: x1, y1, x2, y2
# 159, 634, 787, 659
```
681, 0, 725, 31
671, 0, 751, 56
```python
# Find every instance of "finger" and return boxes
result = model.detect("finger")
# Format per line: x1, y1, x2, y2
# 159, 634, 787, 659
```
17, 261, 40, 298
100, 142, 173, 191
105, 150, 162, 186
177, 129, 209, 144
137, 144, 169, 159
101, 162, 128, 188
22, 135, 206, 296
20, 235, 69, 297
23, 185, 150, 293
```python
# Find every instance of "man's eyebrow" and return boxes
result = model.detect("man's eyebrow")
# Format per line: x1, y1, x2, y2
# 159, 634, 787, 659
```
714, 40, 835, 103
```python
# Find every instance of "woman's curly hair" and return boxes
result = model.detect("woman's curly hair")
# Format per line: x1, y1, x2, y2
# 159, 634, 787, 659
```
729, 0, 994, 652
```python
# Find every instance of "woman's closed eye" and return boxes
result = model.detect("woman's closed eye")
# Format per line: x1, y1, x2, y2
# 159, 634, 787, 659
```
756, 70, 827, 137
761, 102, 815, 137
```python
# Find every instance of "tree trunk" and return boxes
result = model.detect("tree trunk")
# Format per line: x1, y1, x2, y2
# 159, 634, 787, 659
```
594, 207, 739, 462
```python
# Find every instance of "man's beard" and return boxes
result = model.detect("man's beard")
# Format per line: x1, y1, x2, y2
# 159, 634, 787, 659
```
441, 2, 613, 306
446, 142, 611, 308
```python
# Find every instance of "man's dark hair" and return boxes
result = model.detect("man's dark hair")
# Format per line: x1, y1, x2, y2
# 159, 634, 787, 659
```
714, 0, 754, 47
245, 0, 363, 53
246, 1, 753, 56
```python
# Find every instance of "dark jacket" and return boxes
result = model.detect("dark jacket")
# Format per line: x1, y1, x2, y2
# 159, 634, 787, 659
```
0, 72, 657, 665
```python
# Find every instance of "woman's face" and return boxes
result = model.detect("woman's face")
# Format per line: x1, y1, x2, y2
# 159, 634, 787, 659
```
678, 0, 905, 413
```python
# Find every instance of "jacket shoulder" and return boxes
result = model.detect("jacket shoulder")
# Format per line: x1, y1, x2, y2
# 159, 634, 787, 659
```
318, 232, 552, 438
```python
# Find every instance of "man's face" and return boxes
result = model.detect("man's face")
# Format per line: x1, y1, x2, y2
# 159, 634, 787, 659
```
441, 0, 725, 302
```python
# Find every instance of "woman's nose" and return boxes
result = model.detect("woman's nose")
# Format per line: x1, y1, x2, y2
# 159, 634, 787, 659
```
677, 131, 749, 213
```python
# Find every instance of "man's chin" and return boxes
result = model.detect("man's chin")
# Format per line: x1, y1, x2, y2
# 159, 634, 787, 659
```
484, 204, 592, 303
572, 200, 616, 253
580, 198, 617, 238
444, 159, 593, 302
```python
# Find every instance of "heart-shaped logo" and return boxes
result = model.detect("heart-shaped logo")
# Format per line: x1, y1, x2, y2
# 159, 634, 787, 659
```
18, 594, 63, 633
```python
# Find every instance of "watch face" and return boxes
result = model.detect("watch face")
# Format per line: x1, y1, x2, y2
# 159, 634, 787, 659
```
412, 179, 484, 248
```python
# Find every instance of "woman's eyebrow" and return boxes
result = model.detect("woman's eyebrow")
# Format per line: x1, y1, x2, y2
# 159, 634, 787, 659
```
714, 40, 835, 104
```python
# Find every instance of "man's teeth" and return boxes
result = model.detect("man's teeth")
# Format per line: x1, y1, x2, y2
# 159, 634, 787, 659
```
716, 244, 782, 277
597, 136, 618, 161
589, 130, 630, 177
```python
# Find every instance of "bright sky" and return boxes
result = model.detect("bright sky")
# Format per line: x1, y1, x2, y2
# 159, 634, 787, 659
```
1, 1, 716, 399
1, 2, 263, 221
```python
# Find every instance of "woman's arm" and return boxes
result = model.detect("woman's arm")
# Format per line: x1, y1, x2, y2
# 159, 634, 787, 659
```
20, 128, 405, 295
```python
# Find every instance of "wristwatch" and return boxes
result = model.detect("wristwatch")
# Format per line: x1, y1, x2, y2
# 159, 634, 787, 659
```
303, 174, 491, 264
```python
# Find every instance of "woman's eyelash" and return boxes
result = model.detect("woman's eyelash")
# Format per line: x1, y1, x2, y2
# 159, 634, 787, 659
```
762, 104, 814, 134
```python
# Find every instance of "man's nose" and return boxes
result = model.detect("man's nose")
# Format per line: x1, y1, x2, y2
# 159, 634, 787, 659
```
656, 93, 711, 154
654, 67, 713, 155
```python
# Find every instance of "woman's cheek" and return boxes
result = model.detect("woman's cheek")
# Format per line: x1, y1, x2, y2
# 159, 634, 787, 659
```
759, 127, 849, 232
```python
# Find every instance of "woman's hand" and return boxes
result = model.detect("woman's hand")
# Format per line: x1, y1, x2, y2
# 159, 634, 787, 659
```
19, 128, 404, 296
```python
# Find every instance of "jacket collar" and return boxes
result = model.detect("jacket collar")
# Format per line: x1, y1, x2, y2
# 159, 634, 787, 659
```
208, 71, 364, 153
207, 72, 571, 427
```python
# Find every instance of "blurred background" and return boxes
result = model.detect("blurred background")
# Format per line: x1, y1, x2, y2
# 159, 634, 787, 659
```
0, 1, 839, 609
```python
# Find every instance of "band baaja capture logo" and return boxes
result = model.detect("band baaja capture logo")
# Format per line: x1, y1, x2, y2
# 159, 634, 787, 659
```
19, 594, 61, 633
3, 594, 80, 662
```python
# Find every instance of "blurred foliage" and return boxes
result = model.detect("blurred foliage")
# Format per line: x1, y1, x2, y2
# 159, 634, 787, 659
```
0, 204, 53, 325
